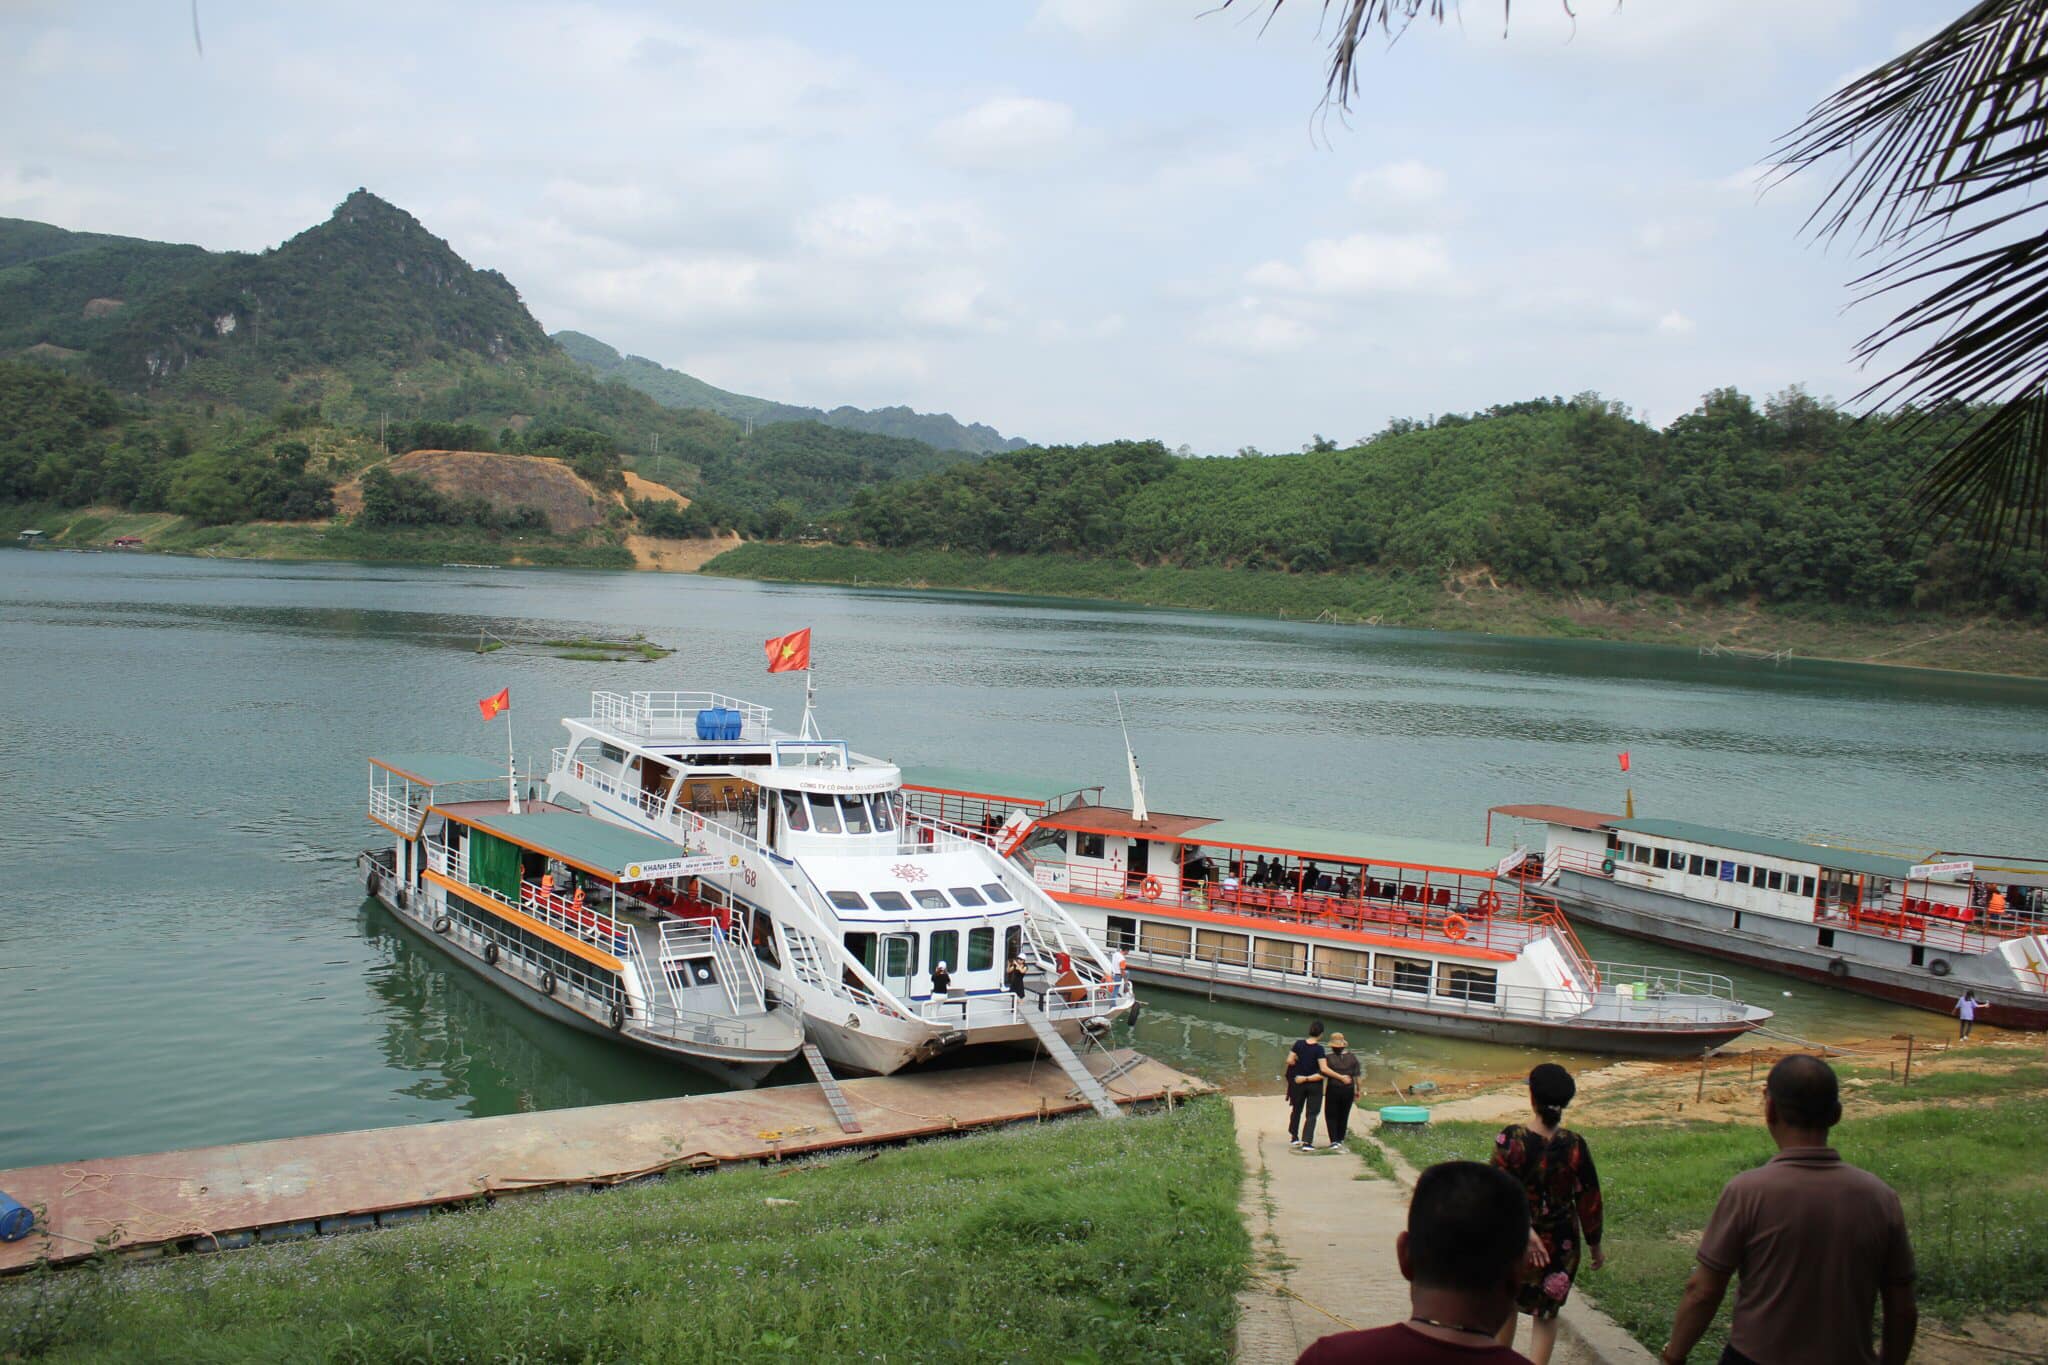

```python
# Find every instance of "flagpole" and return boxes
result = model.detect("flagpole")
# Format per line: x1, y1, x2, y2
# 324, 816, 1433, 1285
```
507, 703, 521, 815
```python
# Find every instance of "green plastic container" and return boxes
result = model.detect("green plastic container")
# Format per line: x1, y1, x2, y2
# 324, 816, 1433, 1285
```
1378, 1105, 1431, 1125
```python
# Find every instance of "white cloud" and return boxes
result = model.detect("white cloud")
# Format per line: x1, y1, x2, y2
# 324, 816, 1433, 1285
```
798, 194, 999, 261
1248, 233, 1456, 297
1350, 160, 1447, 208
1031, 0, 1149, 45
1658, 310, 1697, 335
930, 96, 1078, 169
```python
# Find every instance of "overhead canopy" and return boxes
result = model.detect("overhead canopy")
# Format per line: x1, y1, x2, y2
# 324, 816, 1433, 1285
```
1610, 817, 1921, 880
901, 766, 1096, 807
1189, 820, 1509, 876
437, 807, 710, 883
371, 753, 507, 787
1489, 803, 1621, 832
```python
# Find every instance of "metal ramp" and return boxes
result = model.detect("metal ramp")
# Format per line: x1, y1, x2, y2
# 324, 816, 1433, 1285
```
1020, 1007, 1122, 1120
802, 1044, 862, 1133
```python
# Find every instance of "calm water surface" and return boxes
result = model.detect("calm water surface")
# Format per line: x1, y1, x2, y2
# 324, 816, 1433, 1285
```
4, 551, 2044, 1166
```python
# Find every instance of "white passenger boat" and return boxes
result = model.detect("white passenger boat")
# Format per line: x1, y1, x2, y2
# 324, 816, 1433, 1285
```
902, 775, 1771, 1057
543, 692, 1135, 1076
359, 755, 805, 1084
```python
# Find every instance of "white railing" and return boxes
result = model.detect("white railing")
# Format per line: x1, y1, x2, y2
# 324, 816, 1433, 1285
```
658, 919, 767, 1016
518, 879, 631, 956
369, 784, 418, 833
588, 691, 772, 741
913, 980, 1130, 1029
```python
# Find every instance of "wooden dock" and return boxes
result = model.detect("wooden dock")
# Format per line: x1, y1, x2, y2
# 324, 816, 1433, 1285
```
0, 1049, 1208, 1272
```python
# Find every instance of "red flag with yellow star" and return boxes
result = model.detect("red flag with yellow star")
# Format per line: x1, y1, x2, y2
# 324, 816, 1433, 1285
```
477, 687, 510, 721
764, 627, 811, 673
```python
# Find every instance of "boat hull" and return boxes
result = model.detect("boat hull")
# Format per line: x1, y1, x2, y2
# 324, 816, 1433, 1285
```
1127, 961, 1758, 1057
1550, 871, 2048, 1031
359, 854, 791, 1085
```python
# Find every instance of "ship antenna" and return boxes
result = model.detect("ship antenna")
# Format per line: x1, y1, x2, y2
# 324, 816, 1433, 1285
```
1115, 690, 1149, 825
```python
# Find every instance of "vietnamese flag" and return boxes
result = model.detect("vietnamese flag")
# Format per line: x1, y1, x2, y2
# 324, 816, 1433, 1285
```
764, 627, 812, 673
1618, 751, 1631, 773
478, 687, 510, 721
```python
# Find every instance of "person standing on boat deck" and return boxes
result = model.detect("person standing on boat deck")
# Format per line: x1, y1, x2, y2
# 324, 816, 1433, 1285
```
1952, 990, 1982, 1040
1285, 1021, 1328, 1150
1295, 1161, 1534, 1364
1319, 1033, 1362, 1147
1659, 1055, 1916, 1365
1492, 1064, 1603, 1365
1004, 953, 1027, 999
930, 960, 951, 997
1253, 855, 1271, 887
1111, 947, 1128, 984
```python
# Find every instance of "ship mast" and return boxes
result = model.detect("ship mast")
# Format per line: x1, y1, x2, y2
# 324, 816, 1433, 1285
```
1115, 690, 1149, 825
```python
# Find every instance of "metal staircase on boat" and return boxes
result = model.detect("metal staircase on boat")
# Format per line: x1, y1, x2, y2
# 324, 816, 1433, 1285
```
802, 1044, 862, 1133
1020, 1006, 1122, 1120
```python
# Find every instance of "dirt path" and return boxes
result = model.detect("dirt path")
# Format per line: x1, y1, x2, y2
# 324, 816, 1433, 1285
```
627, 531, 741, 571
1229, 1095, 1630, 1363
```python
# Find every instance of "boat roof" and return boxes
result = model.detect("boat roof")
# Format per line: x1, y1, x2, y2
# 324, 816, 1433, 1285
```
434, 804, 696, 882
1038, 804, 1507, 875
1489, 803, 1622, 832
901, 766, 1097, 806
1609, 817, 1921, 879
370, 753, 507, 787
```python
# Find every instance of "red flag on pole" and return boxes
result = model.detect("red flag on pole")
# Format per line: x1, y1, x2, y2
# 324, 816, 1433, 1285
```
1618, 751, 1631, 772
764, 627, 811, 673
478, 687, 510, 721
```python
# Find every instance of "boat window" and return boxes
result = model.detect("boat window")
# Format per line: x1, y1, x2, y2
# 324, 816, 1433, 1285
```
1137, 920, 1191, 957
1029, 827, 1068, 854
883, 935, 918, 978
967, 926, 995, 970
807, 792, 842, 833
868, 793, 896, 832
1703, 859, 1719, 879
1800, 876, 1816, 897
930, 930, 959, 975
1438, 964, 1498, 1004
871, 891, 911, 912
1766, 870, 1783, 891
1634, 846, 1651, 865
599, 743, 625, 764
982, 882, 1015, 903
1688, 854, 1704, 876
780, 791, 810, 833
913, 889, 949, 910
839, 794, 872, 834
949, 887, 987, 907
1005, 925, 1023, 965
1076, 832, 1106, 859
828, 890, 867, 911
751, 911, 781, 968
1374, 955, 1432, 994
1254, 938, 1307, 974
844, 931, 878, 973
1314, 945, 1369, 982
1652, 847, 1669, 870
1195, 929, 1249, 966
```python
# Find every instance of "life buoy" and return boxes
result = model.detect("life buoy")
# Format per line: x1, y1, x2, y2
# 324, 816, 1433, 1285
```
1141, 876, 1163, 901
609, 1002, 626, 1031
1443, 914, 1470, 942
1826, 958, 1848, 979
432, 915, 451, 935
540, 972, 559, 996
1476, 890, 1502, 914
483, 942, 500, 966
1929, 958, 1952, 978
1600, 857, 1616, 875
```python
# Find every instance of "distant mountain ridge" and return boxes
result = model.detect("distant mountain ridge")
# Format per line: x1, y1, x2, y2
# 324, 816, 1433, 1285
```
555, 330, 1027, 455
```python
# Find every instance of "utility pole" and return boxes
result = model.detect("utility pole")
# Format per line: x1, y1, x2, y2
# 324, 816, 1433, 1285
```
380, 411, 388, 456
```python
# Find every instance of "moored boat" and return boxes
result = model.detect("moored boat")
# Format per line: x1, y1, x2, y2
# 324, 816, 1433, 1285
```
903, 774, 1771, 1056
360, 754, 805, 1084
1488, 805, 2048, 1029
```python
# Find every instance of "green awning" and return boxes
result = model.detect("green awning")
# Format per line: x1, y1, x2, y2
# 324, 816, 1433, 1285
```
901, 766, 1097, 806
1609, 818, 1921, 879
371, 754, 508, 787
1183, 820, 1509, 876
443, 809, 705, 883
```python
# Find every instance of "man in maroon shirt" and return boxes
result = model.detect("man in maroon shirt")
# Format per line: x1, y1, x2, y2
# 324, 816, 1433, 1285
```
1298, 1161, 1534, 1364
1659, 1055, 1916, 1365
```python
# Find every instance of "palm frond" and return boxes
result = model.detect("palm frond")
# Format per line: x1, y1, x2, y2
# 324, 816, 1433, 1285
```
1775, 0, 2048, 554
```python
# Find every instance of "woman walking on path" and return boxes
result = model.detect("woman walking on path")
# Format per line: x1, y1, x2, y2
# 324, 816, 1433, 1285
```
1492, 1063, 1604, 1365
1953, 990, 1983, 1040
1319, 1033, 1362, 1147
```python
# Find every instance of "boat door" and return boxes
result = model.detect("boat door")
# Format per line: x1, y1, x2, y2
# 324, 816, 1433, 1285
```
1127, 838, 1150, 892
881, 932, 918, 999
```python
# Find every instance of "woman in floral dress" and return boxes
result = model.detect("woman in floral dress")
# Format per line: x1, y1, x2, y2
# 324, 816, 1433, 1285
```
1491, 1063, 1605, 1365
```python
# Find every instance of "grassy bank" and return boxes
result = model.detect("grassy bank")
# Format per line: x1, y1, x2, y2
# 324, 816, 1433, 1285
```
704, 542, 2048, 678
1, 1099, 1246, 1364
1370, 1049, 2048, 1359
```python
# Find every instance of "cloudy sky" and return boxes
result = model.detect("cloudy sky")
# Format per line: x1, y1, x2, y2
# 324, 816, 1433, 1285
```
4, 1, 1937, 451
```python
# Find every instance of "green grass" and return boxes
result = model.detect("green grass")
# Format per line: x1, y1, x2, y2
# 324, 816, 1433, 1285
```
540, 635, 674, 661
0, 1099, 1247, 1364
1378, 1092, 2048, 1358
1347, 1137, 1396, 1181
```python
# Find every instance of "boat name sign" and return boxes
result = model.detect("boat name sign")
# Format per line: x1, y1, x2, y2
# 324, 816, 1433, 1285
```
622, 855, 726, 882
1908, 860, 1974, 880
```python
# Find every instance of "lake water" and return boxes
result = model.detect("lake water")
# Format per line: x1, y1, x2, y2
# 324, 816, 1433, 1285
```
4, 550, 2044, 1167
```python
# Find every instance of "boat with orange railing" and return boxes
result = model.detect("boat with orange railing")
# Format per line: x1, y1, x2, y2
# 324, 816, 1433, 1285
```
1488, 805, 2048, 1029
900, 772, 1770, 1056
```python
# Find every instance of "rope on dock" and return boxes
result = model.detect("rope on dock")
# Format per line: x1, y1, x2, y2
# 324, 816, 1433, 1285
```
58, 1168, 222, 1252
1245, 1269, 1361, 1331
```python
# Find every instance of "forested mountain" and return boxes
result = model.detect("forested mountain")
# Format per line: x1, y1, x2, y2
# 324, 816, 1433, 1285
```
0, 192, 985, 536
555, 330, 1027, 454
837, 394, 2045, 615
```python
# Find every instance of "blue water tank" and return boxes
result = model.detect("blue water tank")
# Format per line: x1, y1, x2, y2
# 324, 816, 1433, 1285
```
0, 1190, 32, 1242
695, 707, 743, 741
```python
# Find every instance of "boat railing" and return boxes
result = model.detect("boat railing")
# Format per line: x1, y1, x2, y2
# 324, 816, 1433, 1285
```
1126, 942, 1749, 1028
1819, 905, 2026, 955
587, 690, 772, 741
910, 979, 1130, 1029
517, 879, 633, 957
368, 773, 510, 835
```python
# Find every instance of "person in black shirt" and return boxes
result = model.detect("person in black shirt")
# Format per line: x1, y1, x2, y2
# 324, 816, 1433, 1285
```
1285, 1020, 1328, 1150
930, 960, 951, 996
1004, 954, 1027, 998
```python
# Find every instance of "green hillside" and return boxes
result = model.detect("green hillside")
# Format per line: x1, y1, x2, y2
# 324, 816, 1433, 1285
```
555, 329, 1027, 453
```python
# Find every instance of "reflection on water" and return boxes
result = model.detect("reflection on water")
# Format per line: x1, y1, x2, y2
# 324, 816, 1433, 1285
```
1, 551, 2040, 1165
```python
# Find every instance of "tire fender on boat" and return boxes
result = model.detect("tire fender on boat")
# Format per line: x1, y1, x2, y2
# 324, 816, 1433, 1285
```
432, 915, 451, 935
483, 942, 500, 966
609, 1001, 626, 1031
1443, 914, 1471, 942
1826, 958, 1849, 979
1929, 958, 1952, 978
366, 868, 380, 896
1600, 857, 1616, 875
541, 972, 558, 997
1126, 1000, 1143, 1028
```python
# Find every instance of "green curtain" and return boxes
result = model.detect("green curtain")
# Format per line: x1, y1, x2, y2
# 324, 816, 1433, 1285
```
469, 831, 522, 900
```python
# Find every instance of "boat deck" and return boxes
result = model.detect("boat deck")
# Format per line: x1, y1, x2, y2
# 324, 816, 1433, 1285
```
0, 1049, 1207, 1273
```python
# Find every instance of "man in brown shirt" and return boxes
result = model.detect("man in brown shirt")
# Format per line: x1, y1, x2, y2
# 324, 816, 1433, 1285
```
1660, 1055, 1916, 1365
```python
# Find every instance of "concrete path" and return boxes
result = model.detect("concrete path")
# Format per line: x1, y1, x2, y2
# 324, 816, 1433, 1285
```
1231, 1094, 1640, 1364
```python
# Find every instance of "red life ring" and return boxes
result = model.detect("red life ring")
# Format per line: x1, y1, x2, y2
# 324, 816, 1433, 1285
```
1443, 913, 1470, 942
1141, 876, 1163, 901
1476, 890, 1502, 914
